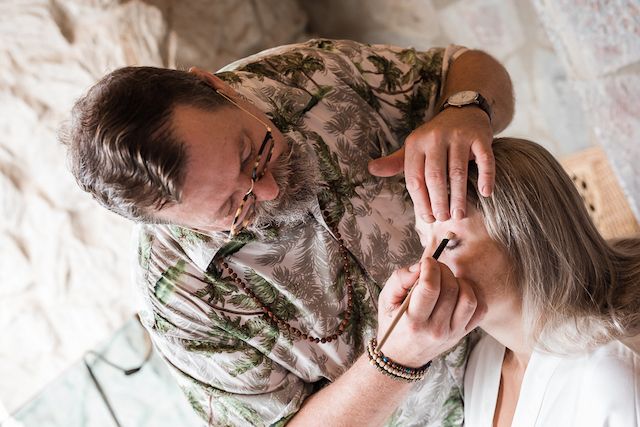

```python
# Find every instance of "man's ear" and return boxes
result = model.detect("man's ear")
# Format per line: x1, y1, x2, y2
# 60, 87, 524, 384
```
188, 66, 228, 92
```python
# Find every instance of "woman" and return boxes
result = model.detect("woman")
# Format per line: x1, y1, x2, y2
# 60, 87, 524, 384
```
414, 138, 640, 426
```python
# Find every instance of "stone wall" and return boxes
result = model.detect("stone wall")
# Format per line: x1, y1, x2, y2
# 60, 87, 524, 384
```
533, 0, 640, 220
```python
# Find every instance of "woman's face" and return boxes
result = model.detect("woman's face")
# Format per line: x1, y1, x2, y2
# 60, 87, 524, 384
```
415, 207, 517, 323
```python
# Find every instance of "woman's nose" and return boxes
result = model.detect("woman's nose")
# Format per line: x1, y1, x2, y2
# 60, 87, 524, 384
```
252, 171, 279, 201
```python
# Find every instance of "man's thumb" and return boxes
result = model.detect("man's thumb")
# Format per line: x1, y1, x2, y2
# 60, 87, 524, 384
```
368, 147, 405, 177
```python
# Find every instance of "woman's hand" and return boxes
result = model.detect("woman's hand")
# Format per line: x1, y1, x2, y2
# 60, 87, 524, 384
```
376, 256, 486, 368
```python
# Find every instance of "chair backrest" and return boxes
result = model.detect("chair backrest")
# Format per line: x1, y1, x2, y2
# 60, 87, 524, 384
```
561, 146, 640, 240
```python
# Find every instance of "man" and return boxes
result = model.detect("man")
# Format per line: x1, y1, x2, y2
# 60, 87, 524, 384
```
63, 38, 513, 426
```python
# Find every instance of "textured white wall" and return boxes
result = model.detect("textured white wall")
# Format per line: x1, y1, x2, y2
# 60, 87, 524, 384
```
0, 0, 306, 416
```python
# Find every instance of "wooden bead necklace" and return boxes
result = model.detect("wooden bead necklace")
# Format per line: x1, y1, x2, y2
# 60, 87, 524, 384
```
220, 219, 354, 344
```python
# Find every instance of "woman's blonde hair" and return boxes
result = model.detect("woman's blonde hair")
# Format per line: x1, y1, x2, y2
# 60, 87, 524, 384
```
467, 138, 640, 353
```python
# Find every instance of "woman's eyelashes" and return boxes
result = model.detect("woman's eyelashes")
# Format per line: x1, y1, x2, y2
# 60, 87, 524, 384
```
445, 239, 461, 251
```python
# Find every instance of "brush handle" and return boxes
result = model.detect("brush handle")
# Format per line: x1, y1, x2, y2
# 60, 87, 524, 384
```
377, 237, 450, 351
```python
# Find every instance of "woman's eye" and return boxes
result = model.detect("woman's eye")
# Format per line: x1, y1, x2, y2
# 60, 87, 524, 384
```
445, 239, 460, 251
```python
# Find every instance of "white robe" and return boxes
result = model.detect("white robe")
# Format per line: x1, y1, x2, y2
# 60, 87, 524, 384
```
464, 334, 640, 427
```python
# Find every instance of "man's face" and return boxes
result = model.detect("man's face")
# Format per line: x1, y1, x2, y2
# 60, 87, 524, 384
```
157, 104, 319, 234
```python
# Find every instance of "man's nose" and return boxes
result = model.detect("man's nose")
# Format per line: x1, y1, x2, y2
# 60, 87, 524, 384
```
252, 172, 279, 201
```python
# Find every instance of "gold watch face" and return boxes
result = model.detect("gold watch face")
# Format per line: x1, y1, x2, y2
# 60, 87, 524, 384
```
448, 90, 478, 106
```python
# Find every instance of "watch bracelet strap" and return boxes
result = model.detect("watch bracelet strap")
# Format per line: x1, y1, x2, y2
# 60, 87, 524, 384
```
442, 93, 493, 123
476, 93, 493, 123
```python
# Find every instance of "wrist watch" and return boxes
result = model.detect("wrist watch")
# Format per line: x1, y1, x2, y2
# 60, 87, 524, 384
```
441, 90, 493, 123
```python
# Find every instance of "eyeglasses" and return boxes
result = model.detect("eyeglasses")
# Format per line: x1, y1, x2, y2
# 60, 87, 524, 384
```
216, 90, 275, 239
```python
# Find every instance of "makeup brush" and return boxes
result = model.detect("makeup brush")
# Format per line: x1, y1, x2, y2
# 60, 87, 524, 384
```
377, 231, 455, 351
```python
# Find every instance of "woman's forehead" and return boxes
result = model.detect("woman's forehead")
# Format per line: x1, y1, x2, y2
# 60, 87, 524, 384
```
421, 206, 484, 233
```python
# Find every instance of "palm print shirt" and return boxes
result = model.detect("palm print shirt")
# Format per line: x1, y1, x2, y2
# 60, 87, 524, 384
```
135, 39, 469, 427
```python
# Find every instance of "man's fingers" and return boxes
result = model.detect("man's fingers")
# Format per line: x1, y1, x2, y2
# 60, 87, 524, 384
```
448, 142, 470, 220
471, 138, 495, 197
464, 284, 487, 332
425, 263, 459, 337
368, 147, 405, 177
383, 265, 421, 308
450, 278, 479, 332
404, 142, 434, 223
407, 257, 440, 319
424, 139, 450, 222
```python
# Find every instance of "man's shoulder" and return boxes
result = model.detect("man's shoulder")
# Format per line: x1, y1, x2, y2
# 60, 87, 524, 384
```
134, 223, 223, 279
216, 38, 369, 73
132, 224, 221, 331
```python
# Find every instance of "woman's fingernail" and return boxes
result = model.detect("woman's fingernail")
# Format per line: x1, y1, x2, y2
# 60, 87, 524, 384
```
481, 185, 492, 197
409, 263, 421, 272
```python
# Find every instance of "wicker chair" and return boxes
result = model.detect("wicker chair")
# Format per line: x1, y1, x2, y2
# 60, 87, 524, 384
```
561, 146, 640, 240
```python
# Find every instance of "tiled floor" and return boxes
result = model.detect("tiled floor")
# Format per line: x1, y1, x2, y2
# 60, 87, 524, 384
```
10, 318, 202, 427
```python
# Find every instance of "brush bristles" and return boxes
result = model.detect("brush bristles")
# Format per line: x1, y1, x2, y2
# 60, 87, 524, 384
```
445, 231, 455, 240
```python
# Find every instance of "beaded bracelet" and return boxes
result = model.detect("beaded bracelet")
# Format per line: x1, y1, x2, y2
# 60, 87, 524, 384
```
366, 338, 431, 382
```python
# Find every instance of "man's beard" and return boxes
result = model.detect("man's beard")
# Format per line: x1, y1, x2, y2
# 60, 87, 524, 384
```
247, 140, 320, 237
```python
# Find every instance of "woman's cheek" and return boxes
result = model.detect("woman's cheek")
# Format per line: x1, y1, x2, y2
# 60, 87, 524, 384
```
441, 253, 465, 277
446, 249, 485, 280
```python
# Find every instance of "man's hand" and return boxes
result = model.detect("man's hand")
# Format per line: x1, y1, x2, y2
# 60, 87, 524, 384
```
368, 49, 514, 224
368, 106, 494, 223
377, 256, 486, 368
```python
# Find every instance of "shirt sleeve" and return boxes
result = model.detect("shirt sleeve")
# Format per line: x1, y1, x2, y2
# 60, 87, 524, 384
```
133, 225, 315, 427
225, 38, 467, 142
310, 39, 468, 140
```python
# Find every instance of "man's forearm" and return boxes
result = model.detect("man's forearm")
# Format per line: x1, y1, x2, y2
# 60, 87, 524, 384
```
288, 354, 412, 426
439, 49, 515, 133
